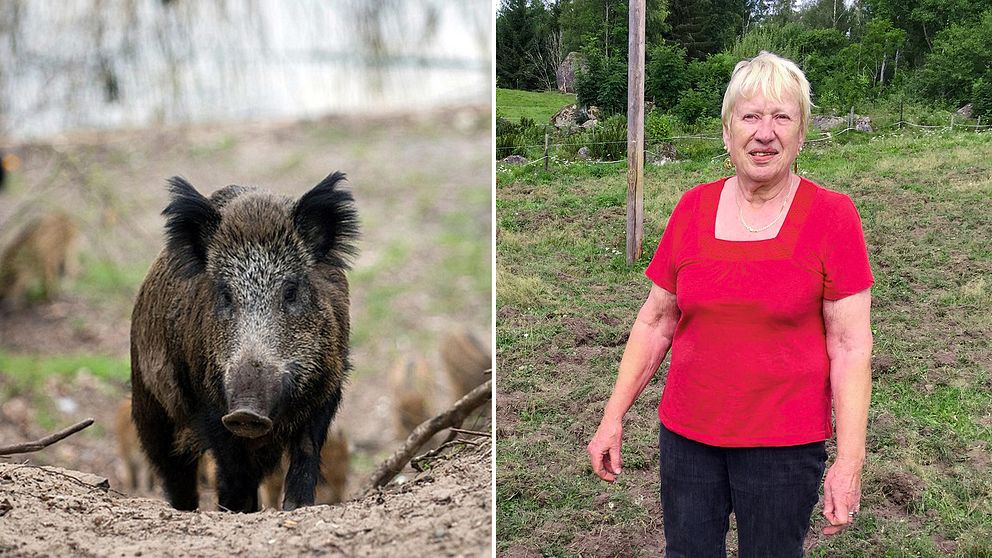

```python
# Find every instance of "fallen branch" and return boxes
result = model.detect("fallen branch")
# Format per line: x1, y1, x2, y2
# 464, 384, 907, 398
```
0, 418, 95, 456
362, 379, 491, 495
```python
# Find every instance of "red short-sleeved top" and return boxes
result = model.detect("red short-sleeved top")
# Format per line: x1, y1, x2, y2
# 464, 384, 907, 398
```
645, 176, 874, 447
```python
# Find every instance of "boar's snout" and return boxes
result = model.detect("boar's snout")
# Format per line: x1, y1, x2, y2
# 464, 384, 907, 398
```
221, 409, 273, 439
222, 359, 284, 438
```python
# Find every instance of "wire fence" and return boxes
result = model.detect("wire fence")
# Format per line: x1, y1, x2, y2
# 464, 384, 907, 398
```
497, 117, 992, 170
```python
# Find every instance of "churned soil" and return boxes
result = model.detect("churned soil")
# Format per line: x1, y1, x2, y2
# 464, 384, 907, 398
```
0, 445, 491, 557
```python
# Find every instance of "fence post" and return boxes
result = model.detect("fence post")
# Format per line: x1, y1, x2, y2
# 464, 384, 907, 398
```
626, 0, 646, 265
899, 98, 904, 129
849, 106, 854, 129
950, 114, 954, 130
978, 116, 982, 130
543, 133, 550, 172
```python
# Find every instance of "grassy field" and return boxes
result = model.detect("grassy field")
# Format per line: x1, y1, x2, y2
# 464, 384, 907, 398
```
497, 88, 577, 124
495, 129, 992, 557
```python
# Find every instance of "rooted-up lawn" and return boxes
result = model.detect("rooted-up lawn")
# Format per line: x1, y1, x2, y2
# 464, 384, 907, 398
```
495, 129, 992, 557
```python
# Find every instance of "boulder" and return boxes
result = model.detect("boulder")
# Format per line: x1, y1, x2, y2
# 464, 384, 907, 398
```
956, 104, 973, 119
551, 104, 578, 128
581, 118, 598, 130
647, 142, 677, 165
499, 155, 528, 165
587, 106, 601, 121
557, 52, 585, 93
812, 115, 847, 131
576, 146, 591, 160
855, 116, 873, 132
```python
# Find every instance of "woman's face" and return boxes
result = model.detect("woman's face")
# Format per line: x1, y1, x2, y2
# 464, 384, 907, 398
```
723, 93, 804, 187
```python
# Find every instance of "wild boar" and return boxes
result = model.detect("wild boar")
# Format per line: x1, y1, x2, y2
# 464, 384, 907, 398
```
260, 427, 350, 508
0, 211, 78, 310
114, 398, 154, 493
130, 172, 358, 512
440, 329, 491, 400
116, 397, 217, 495
390, 355, 434, 438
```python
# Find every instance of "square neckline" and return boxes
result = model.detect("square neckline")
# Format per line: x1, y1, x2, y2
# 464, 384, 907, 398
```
710, 175, 812, 244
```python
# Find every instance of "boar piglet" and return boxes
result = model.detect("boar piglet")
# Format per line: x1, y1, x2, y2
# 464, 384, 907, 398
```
130, 172, 358, 512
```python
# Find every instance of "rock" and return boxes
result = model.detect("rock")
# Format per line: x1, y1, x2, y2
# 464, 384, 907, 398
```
556, 52, 585, 93
551, 104, 578, 129
812, 115, 847, 131
855, 115, 873, 132
586, 106, 601, 121
499, 155, 528, 165
576, 147, 590, 160
647, 142, 677, 165
956, 104, 973, 118
581, 118, 598, 130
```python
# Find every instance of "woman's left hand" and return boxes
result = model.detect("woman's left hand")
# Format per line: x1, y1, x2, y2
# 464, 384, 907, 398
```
821, 456, 863, 535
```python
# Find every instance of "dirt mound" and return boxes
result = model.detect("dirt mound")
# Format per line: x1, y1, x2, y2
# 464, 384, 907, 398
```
0, 443, 491, 557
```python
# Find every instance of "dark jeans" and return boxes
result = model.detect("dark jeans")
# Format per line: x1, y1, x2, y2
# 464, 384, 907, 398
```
659, 423, 827, 558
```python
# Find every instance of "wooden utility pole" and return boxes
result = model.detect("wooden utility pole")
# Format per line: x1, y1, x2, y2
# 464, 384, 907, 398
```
626, 0, 645, 264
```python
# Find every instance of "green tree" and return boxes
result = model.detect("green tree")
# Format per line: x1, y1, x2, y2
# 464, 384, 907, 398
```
496, 0, 561, 90
797, 0, 853, 32
916, 11, 992, 107
559, 0, 668, 59
496, 0, 541, 89
865, 0, 992, 66
667, 0, 748, 60
646, 41, 689, 110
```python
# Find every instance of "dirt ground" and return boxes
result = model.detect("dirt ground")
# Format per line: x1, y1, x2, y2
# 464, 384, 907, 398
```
0, 107, 493, 556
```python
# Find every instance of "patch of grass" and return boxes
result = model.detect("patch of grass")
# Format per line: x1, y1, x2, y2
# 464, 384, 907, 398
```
495, 265, 551, 309
188, 135, 238, 160
497, 88, 577, 125
72, 255, 146, 302
496, 129, 992, 556
0, 351, 130, 393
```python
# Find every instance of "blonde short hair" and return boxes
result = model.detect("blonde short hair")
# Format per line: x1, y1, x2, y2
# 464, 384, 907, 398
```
721, 51, 812, 133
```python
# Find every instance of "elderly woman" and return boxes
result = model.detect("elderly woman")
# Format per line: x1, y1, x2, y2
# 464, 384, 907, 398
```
587, 51, 874, 557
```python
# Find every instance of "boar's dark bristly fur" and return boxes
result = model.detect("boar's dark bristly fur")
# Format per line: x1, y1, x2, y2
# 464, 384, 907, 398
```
130, 172, 358, 512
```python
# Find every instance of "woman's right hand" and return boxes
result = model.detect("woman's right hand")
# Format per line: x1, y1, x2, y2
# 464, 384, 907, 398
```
587, 419, 623, 482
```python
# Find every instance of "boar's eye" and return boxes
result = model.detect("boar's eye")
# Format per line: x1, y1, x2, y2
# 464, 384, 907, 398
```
282, 279, 302, 310
216, 282, 235, 316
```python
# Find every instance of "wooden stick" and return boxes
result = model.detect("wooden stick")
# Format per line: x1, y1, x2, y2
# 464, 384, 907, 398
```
362, 380, 491, 495
448, 427, 491, 437
0, 418, 95, 456
410, 439, 484, 472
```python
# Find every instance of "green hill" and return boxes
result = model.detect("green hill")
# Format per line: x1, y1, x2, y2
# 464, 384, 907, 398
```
497, 88, 576, 125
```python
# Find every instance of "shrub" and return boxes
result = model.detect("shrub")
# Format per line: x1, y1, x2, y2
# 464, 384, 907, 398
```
575, 40, 628, 115
496, 117, 546, 159
645, 111, 680, 144
674, 89, 713, 125
646, 42, 689, 111
972, 76, 992, 119
587, 114, 628, 160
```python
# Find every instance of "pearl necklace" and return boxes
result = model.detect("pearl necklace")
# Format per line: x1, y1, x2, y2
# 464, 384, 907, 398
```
735, 177, 794, 233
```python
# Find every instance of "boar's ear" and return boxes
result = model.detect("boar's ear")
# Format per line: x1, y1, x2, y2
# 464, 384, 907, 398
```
162, 176, 222, 276
292, 171, 360, 269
